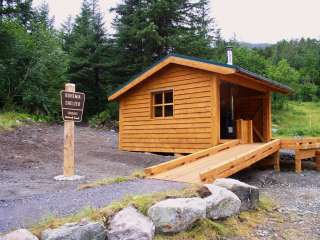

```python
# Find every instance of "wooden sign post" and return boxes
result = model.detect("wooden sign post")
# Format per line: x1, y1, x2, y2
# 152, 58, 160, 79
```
64, 83, 75, 177
55, 83, 85, 181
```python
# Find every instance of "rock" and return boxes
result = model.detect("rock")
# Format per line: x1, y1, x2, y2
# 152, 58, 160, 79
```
2, 229, 39, 240
107, 206, 155, 240
204, 185, 241, 219
213, 178, 259, 211
41, 219, 106, 240
148, 197, 206, 233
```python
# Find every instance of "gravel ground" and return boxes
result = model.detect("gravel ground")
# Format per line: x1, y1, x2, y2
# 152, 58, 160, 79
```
1, 124, 320, 239
0, 179, 186, 233
0, 123, 172, 200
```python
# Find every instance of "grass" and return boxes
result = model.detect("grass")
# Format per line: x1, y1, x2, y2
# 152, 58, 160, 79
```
30, 186, 200, 237
30, 188, 279, 240
273, 101, 320, 137
77, 170, 146, 190
0, 111, 47, 132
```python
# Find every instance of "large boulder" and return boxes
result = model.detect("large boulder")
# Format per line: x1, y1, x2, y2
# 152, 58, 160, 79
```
204, 185, 241, 220
41, 220, 107, 240
213, 178, 259, 211
2, 229, 38, 240
107, 206, 155, 240
147, 197, 206, 233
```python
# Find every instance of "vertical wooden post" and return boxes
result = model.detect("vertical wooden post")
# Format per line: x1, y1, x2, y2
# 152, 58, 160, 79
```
315, 151, 320, 171
211, 76, 220, 146
262, 92, 272, 142
274, 151, 280, 172
64, 83, 75, 177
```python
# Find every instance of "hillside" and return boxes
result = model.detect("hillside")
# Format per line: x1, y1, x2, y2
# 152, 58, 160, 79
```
273, 101, 320, 137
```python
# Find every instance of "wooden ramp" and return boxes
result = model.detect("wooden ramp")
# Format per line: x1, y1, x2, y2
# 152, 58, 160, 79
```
145, 139, 280, 184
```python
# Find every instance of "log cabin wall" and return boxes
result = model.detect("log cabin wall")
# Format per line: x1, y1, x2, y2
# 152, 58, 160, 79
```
118, 64, 219, 154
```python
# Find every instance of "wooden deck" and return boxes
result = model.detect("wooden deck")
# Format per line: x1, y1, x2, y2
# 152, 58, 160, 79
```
281, 137, 320, 173
145, 139, 280, 184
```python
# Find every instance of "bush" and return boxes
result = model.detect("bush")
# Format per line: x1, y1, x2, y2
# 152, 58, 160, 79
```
88, 103, 119, 129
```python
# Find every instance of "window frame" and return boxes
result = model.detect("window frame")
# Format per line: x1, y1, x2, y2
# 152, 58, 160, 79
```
151, 88, 174, 119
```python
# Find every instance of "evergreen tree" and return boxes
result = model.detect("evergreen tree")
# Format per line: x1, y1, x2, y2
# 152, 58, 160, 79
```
67, 0, 112, 117
111, 0, 218, 85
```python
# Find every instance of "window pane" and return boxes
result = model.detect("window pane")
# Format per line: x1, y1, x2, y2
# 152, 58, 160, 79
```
154, 92, 163, 104
164, 91, 173, 103
164, 105, 173, 117
154, 106, 163, 117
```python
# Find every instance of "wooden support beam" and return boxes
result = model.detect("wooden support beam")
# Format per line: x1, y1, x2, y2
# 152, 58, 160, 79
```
262, 92, 272, 142
211, 76, 220, 145
273, 151, 280, 172
253, 125, 265, 142
316, 151, 320, 171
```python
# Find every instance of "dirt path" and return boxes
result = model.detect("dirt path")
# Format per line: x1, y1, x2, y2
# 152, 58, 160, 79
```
0, 123, 171, 200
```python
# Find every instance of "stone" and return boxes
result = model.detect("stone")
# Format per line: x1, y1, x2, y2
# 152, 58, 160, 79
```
53, 175, 85, 181
147, 197, 206, 233
204, 185, 241, 220
213, 178, 259, 210
107, 206, 155, 240
2, 229, 39, 240
41, 219, 106, 240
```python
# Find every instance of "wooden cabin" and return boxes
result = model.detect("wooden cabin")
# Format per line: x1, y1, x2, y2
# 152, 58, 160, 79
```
108, 54, 292, 154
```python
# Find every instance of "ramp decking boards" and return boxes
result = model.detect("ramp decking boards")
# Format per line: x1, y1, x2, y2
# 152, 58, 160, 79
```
145, 139, 281, 184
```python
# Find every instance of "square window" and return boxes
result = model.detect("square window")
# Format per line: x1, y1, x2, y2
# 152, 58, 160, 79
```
152, 90, 173, 118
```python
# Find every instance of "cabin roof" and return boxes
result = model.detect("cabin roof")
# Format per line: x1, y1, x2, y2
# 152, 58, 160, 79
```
108, 54, 293, 101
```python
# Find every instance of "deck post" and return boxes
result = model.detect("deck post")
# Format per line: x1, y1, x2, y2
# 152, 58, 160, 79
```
315, 151, 320, 171
274, 151, 280, 172
295, 149, 302, 174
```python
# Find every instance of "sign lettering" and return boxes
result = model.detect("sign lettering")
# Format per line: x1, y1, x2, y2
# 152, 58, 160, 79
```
60, 90, 85, 122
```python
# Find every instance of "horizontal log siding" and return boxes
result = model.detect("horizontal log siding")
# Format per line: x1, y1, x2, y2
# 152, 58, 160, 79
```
119, 64, 215, 153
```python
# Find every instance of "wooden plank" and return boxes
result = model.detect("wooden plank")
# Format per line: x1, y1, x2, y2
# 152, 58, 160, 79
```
144, 140, 240, 176
122, 147, 204, 154
212, 143, 280, 181
122, 122, 213, 130
121, 138, 212, 144
122, 133, 212, 139
199, 139, 280, 182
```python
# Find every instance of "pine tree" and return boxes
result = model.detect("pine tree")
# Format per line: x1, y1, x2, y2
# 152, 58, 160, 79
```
111, 0, 218, 85
67, 0, 111, 117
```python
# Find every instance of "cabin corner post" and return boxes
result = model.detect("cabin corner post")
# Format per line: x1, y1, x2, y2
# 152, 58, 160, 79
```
262, 92, 272, 142
211, 75, 220, 145
118, 100, 123, 150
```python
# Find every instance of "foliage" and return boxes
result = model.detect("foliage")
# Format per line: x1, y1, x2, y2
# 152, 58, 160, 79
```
88, 102, 118, 128
0, 111, 47, 131
1, 0, 320, 123
111, 0, 219, 85
272, 101, 320, 137
0, 1, 68, 119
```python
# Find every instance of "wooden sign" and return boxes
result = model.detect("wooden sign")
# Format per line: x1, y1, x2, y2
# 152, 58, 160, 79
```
60, 90, 85, 122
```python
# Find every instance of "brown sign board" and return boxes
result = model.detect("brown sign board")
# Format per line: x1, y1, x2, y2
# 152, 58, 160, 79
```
60, 90, 85, 122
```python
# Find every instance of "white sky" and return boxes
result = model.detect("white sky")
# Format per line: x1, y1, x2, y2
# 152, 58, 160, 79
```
33, 0, 320, 43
